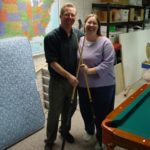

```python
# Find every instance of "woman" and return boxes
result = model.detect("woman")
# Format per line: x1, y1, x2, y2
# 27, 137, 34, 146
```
77, 14, 116, 150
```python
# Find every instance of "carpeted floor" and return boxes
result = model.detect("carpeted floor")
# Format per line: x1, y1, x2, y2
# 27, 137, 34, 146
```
8, 79, 146, 150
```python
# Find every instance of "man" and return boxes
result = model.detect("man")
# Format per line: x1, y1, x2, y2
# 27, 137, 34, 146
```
44, 3, 83, 150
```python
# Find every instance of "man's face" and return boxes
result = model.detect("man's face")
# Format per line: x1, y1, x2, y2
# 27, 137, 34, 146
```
60, 7, 76, 27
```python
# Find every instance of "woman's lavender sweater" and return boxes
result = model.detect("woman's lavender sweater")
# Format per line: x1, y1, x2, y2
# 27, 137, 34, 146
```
78, 36, 116, 88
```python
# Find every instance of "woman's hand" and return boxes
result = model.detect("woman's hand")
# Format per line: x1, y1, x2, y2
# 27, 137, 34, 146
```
80, 63, 97, 75
80, 64, 89, 74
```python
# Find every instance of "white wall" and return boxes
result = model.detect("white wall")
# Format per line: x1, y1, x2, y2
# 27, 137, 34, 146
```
120, 29, 150, 87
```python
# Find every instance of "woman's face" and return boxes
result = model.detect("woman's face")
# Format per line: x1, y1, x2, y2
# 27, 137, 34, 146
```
84, 16, 98, 35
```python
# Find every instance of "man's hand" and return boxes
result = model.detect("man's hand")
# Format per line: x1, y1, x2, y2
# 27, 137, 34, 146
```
50, 62, 79, 87
66, 74, 79, 87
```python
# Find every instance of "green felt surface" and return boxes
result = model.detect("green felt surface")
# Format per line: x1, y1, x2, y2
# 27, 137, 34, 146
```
112, 86, 150, 138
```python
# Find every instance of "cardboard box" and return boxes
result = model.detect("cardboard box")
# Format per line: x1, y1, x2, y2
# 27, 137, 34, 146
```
129, 8, 144, 21
96, 10, 107, 22
140, 9, 144, 21
122, 0, 129, 5
110, 9, 121, 22
120, 9, 129, 21
130, 8, 135, 21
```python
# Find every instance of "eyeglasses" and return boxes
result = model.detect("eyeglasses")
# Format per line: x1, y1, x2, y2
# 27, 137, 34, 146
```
63, 13, 76, 18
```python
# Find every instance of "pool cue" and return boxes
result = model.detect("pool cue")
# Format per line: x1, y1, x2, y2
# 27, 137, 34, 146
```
76, 33, 96, 119
123, 77, 144, 97
61, 36, 86, 150
70, 36, 86, 103
83, 70, 96, 119
124, 85, 131, 97
79, 51, 96, 119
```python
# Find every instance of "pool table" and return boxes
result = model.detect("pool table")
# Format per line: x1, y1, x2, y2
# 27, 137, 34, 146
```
102, 84, 150, 150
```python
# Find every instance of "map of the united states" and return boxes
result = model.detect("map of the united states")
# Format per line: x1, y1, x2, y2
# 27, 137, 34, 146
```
0, 0, 53, 39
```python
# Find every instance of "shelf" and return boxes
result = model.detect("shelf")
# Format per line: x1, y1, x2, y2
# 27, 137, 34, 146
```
101, 21, 128, 25
92, 3, 128, 9
92, 3, 144, 9
92, 3, 147, 37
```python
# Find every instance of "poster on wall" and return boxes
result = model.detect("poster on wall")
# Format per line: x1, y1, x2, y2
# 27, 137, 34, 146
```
0, 0, 59, 55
